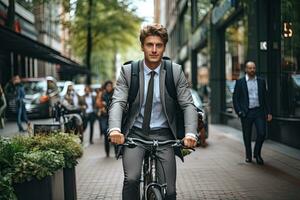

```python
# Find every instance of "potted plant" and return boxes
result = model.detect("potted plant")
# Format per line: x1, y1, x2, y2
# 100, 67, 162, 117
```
0, 133, 82, 200
34, 133, 83, 200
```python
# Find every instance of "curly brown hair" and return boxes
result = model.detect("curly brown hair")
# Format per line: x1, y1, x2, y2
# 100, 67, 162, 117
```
139, 23, 168, 46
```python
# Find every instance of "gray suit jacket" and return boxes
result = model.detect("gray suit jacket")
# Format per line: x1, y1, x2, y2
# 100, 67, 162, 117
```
108, 60, 198, 139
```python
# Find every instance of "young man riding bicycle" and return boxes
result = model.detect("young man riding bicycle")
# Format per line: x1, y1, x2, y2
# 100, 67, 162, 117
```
108, 23, 198, 200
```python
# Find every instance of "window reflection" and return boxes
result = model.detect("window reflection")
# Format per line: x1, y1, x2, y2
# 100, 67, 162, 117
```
224, 16, 248, 113
196, 0, 211, 22
197, 47, 210, 103
281, 0, 300, 117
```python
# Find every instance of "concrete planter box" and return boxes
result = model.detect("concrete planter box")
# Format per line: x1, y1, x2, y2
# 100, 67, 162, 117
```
13, 169, 65, 200
63, 167, 77, 200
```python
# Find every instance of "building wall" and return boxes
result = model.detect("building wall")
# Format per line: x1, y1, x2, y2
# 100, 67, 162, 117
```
158, 0, 300, 149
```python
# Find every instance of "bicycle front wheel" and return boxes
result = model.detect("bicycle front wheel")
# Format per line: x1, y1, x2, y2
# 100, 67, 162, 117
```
147, 186, 162, 200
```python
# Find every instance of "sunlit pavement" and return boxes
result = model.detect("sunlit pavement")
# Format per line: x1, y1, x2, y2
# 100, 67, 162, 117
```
76, 124, 300, 200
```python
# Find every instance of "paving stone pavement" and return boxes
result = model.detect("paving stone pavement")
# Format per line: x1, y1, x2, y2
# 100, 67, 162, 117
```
76, 124, 300, 200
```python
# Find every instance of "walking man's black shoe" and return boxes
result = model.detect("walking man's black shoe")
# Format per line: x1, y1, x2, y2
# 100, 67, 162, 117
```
255, 155, 264, 165
245, 158, 252, 163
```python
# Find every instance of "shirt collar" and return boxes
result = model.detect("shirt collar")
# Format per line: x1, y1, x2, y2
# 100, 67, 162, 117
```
246, 74, 257, 81
143, 60, 161, 75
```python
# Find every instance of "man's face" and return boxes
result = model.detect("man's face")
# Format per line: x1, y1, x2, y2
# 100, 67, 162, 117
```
141, 36, 165, 66
13, 76, 21, 84
245, 62, 256, 77
85, 86, 91, 94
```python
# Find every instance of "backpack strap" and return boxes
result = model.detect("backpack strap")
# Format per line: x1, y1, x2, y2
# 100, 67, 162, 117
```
128, 60, 140, 104
164, 59, 177, 101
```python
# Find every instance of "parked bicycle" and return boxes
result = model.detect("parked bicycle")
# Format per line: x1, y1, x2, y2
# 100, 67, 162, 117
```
123, 137, 195, 200
52, 101, 85, 141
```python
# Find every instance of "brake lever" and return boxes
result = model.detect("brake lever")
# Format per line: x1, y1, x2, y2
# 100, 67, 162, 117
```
123, 138, 137, 148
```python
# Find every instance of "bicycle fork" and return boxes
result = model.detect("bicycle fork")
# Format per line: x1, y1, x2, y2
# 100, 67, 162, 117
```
143, 153, 167, 200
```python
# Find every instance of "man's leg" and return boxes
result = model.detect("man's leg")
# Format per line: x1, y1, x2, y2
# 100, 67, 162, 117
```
21, 103, 29, 123
156, 147, 176, 200
254, 116, 266, 157
89, 113, 95, 143
122, 145, 145, 200
16, 104, 24, 131
101, 117, 110, 157
241, 117, 254, 160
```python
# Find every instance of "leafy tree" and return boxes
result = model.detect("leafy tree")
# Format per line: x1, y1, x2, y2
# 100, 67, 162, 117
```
68, 0, 142, 82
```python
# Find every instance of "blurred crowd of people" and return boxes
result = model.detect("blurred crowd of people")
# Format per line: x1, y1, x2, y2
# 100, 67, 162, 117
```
60, 80, 115, 157
0, 75, 116, 157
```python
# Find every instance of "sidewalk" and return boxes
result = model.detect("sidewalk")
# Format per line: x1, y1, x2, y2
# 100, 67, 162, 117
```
0, 118, 55, 137
75, 124, 300, 200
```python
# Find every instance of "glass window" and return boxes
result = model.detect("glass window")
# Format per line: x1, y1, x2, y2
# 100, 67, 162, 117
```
224, 15, 248, 113
24, 81, 47, 95
280, 0, 300, 117
180, 4, 191, 45
183, 60, 192, 84
197, 47, 210, 103
196, 0, 210, 23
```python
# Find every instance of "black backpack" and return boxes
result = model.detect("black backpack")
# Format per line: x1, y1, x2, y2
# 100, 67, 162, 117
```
123, 58, 186, 139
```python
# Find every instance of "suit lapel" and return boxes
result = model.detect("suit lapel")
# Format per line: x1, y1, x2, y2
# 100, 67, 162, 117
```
139, 60, 144, 109
160, 61, 166, 114
242, 77, 249, 103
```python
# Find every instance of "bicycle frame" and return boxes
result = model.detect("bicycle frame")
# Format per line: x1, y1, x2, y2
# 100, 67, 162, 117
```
124, 137, 187, 200
141, 145, 167, 200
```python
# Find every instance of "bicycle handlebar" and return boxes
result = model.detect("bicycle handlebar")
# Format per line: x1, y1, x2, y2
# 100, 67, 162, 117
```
124, 137, 195, 151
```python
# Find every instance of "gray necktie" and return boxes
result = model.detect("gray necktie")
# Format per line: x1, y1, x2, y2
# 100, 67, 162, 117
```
142, 71, 155, 134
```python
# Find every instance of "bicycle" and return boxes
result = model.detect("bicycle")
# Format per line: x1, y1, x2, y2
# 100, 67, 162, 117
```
123, 137, 195, 200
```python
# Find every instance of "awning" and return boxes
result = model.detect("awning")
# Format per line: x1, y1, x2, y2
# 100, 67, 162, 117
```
0, 26, 90, 74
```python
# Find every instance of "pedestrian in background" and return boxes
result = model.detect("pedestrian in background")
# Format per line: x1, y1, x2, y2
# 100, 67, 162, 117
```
61, 82, 84, 142
95, 88, 106, 138
80, 85, 96, 144
13, 75, 31, 133
0, 85, 7, 129
233, 60, 272, 165
100, 81, 114, 157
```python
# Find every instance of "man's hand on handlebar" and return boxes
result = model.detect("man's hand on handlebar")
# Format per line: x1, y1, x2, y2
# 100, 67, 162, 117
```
183, 135, 197, 148
109, 131, 125, 145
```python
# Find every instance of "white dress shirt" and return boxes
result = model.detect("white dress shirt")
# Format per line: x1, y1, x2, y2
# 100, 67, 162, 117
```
133, 61, 169, 130
85, 94, 94, 114
246, 74, 260, 109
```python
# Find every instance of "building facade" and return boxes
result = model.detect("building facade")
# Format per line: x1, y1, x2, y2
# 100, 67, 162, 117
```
0, 0, 87, 86
157, 0, 300, 149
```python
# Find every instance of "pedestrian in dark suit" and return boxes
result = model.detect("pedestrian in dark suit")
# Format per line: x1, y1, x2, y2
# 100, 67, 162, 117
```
108, 24, 198, 199
233, 61, 272, 165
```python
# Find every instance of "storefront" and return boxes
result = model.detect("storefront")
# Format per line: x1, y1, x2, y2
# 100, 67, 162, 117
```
0, 26, 89, 86
267, 0, 300, 148
191, 10, 210, 102
210, 0, 300, 149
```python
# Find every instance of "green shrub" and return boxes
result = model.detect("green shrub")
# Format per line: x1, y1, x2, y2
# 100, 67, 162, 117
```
0, 133, 83, 199
33, 133, 83, 168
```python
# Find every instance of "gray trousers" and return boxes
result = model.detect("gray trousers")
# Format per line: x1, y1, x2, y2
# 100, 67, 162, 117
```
122, 127, 177, 200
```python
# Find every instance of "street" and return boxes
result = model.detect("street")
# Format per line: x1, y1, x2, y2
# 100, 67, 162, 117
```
75, 123, 300, 200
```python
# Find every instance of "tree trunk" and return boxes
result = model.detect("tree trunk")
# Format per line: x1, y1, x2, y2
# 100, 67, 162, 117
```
86, 0, 93, 85
6, 0, 15, 30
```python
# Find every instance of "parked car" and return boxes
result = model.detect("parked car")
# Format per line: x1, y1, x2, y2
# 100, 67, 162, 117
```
190, 89, 209, 139
5, 76, 60, 119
